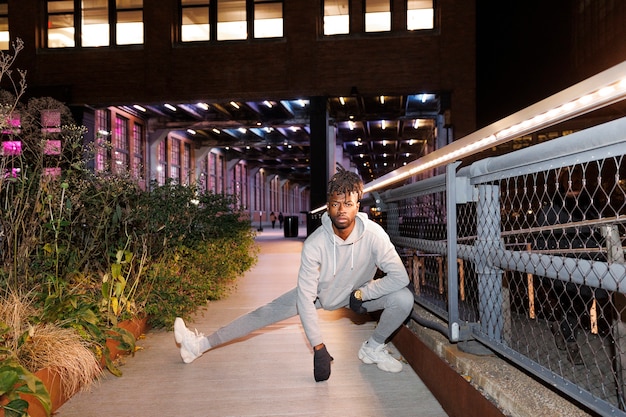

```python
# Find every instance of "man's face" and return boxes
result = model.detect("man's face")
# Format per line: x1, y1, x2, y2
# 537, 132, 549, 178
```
327, 191, 360, 232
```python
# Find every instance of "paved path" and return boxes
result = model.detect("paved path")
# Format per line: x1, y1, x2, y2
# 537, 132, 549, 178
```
57, 226, 447, 417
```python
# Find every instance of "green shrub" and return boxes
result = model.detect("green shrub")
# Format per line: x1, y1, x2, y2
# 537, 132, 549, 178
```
143, 237, 259, 328
0, 39, 259, 383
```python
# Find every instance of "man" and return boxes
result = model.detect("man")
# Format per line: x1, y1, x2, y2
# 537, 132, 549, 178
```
174, 168, 413, 381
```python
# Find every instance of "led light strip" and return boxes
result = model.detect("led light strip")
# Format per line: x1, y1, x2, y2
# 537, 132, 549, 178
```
363, 60, 626, 195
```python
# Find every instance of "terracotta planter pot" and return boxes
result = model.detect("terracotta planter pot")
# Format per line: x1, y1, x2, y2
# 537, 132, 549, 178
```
105, 316, 149, 361
118, 316, 149, 340
1, 317, 150, 417
21, 368, 67, 417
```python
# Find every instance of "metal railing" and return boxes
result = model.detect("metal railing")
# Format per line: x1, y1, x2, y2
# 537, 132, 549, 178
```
363, 116, 626, 415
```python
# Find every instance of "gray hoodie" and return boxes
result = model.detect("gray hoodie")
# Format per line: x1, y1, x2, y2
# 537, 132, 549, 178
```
296, 211, 409, 347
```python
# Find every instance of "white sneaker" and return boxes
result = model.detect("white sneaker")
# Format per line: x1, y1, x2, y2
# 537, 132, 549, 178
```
174, 317, 205, 364
358, 341, 403, 373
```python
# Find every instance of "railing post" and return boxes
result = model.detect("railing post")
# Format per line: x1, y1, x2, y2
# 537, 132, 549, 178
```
475, 184, 504, 341
446, 162, 460, 341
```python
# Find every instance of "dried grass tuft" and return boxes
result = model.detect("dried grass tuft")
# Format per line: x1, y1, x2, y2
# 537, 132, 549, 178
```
0, 289, 36, 353
0, 290, 102, 397
18, 324, 102, 397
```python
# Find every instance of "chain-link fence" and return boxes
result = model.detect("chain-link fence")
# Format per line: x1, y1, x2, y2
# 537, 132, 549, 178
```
365, 116, 626, 416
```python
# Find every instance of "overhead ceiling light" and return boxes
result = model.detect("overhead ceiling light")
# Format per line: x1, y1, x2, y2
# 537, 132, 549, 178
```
380, 95, 385, 104
133, 104, 146, 112
382, 120, 386, 130
263, 100, 273, 108
212, 128, 220, 134
197, 102, 209, 110
339, 97, 346, 105
230, 101, 240, 109
238, 127, 247, 134
187, 129, 196, 135
164, 103, 177, 111
364, 60, 626, 195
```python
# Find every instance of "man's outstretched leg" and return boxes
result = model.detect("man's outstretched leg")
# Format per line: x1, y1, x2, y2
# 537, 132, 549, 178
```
174, 288, 299, 363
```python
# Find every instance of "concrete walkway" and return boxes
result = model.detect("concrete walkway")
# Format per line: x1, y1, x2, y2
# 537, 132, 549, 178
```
56, 225, 447, 417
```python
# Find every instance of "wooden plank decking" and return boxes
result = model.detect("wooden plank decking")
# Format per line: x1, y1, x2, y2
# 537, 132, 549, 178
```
57, 226, 448, 417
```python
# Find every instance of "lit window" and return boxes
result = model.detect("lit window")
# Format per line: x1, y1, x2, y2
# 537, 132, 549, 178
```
218, 0, 246, 40
41, 110, 61, 133
44, 140, 62, 155
82, 0, 109, 47
47, 0, 75, 48
113, 115, 129, 174
116, 0, 144, 45
324, 0, 349, 35
157, 140, 167, 185
183, 142, 191, 185
132, 123, 145, 186
407, 0, 433, 30
0, 1, 8, 50
94, 109, 110, 172
2, 141, 21, 155
254, 0, 282, 39
46, 1, 144, 48
170, 137, 181, 182
3, 112, 21, 135
365, 0, 390, 33
181, 0, 210, 41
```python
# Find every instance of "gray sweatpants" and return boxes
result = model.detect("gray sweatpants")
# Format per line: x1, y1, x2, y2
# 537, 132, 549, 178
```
206, 286, 414, 348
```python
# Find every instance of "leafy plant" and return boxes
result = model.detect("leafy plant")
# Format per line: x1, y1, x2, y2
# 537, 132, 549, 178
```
144, 231, 258, 328
101, 243, 147, 326
0, 356, 51, 417
0, 39, 259, 406
0, 322, 51, 417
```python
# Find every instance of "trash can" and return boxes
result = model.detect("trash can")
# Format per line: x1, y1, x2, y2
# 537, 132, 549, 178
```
306, 211, 324, 236
284, 215, 299, 238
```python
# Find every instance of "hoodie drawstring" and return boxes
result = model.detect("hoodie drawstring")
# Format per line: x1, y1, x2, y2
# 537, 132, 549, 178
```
332, 237, 355, 276
351, 243, 354, 270
333, 237, 336, 276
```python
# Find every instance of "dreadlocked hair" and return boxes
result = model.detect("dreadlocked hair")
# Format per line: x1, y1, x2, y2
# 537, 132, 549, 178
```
327, 165, 364, 200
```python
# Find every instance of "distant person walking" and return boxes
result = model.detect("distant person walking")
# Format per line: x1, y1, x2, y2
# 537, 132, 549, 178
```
270, 211, 277, 229
278, 212, 284, 228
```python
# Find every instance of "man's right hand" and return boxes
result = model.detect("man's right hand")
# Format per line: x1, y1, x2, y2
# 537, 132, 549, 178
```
349, 290, 367, 314
313, 344, 333, 382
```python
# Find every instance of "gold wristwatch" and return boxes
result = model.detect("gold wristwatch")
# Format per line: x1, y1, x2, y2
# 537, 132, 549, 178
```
354, 289, 363, 301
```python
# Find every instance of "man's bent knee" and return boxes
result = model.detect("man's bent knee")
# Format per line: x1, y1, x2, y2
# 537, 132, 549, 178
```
390, 287, 414, 313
